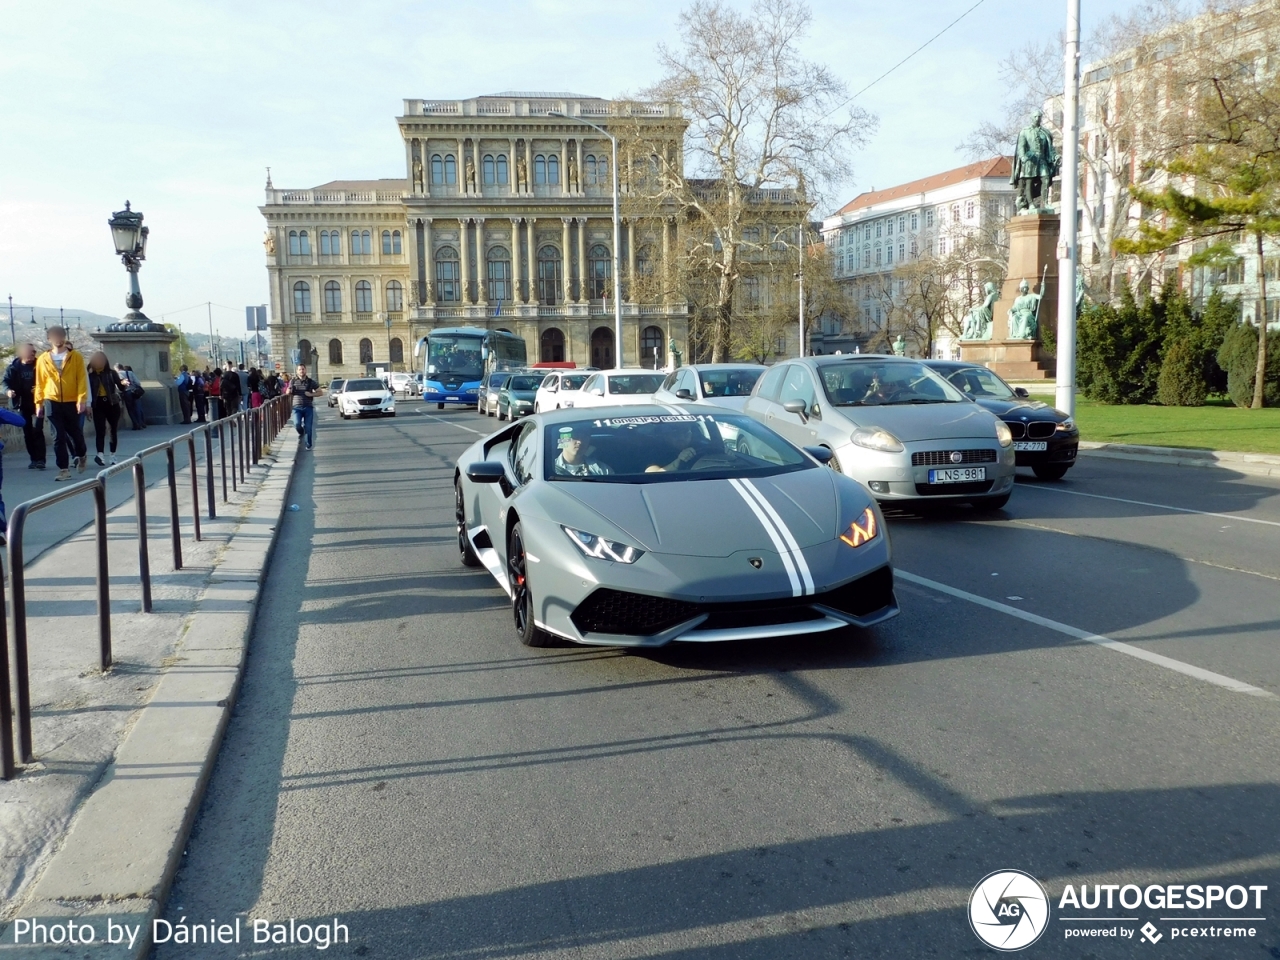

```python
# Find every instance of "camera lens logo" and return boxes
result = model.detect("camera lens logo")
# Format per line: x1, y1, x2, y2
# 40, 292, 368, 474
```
969, 870, 1050, 951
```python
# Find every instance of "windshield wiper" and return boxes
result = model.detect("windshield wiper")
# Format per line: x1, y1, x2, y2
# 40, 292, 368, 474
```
879, 398, 954, 405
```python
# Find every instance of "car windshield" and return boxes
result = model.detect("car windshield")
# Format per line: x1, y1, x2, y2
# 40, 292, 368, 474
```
943, 366, 1016, 399
544, 413, 811, 483
607, 374, 666, 395
818, 360, 966, 406
698, 368, 763, 398
488, 373, 511, 388
427, 336, 484, 380
329, 380, 344, 390
560, 375, 589, 391
344, 379, 384, 392
507, 376, 542, 391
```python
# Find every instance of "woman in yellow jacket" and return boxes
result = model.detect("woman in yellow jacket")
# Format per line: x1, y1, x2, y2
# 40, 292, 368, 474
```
34, 325, 89, 481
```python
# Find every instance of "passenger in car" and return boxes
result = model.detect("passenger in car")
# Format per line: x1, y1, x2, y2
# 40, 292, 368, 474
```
553, 425, 612, 477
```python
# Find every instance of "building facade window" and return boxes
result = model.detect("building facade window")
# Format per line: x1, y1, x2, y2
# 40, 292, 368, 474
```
951, 204, 960, 223
534, 154, 561, 185
886, 218, 893, 236
320, 231, 335, 256
965, 200, 975, 220
497, 154, 508, 184
926, 208, 935, 228
862, 247, 870, 268
635, 245, 653, 277
435, 245, 460, 302
390, 338, 404, 363
537, 245, 562, 305
540, 327, 565, 363
359, 338, 373, 364
640, 325, 664, 368
483, 154, 495, 185
351, 230, 372, 255
534, 155, 546, 184
386, 280, 403, 313
324, 281, 342, 314
875, 247, 882, 266
328, 339, 343, 365
898, 243, 905, 261
298, 339, 313, 364
741, 276, 760, 307
875, 221, 882, 238
288, 230, 311, 256
911, 212, 919, 231
381, 230, 403, 255
293, 281, 311, 314
355, 280, 373, 313
587, 243, 610, 299
431, 154, 457, 185
886, 246, 893, 265
486, 245, 512, 302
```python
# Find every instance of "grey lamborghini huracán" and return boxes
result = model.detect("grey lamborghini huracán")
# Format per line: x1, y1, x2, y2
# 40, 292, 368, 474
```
453, 406, 899, 647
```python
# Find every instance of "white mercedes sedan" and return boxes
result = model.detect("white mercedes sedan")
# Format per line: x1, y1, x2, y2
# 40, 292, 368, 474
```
338, 377, 396, 419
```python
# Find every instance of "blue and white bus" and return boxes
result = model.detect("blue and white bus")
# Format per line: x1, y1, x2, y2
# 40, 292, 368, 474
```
416, 327, 528, 408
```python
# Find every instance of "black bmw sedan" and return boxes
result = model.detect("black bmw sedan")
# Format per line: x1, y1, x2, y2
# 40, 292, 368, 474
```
924, 360, 1079, 480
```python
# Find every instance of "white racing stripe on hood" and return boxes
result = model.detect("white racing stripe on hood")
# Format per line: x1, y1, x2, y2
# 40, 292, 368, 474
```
727, 478, 802, 597
738, 478, 815, 595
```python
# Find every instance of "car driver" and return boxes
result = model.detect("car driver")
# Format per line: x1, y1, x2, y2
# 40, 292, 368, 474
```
645, 424, 700, 473
554, 425, 612, 476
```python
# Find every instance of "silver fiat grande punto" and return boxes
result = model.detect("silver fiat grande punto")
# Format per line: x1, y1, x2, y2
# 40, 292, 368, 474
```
742, 356, 1016, 509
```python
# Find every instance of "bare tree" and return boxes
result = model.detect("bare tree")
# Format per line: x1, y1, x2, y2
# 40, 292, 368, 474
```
626, 0, 875, 361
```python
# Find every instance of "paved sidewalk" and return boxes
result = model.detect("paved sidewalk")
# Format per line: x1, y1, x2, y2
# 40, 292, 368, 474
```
0, 423, 296, 933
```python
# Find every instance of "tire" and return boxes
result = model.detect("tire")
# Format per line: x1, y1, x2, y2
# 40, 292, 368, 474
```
825, 449, 842, 474
498, 408, 507, 422
455, 481, 481, 567
1033, 463, 1070, 481
508, 523, 554, 646
437, 402, 445, 410
737, 439, 751, 457
971, 493, 1011, 511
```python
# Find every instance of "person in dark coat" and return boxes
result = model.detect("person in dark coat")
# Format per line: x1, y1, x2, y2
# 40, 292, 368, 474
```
3, 343, 47, 468
219, 360, 243, 417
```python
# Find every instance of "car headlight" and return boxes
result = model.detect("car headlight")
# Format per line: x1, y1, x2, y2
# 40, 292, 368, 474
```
850, 427, 904, 453
839, 507, 879, 548
466, 388, 479, 395
562, 526, 644, 563
1056, 417, 1076, 432
424, 386, 438, 394
995, 420, 1013, 448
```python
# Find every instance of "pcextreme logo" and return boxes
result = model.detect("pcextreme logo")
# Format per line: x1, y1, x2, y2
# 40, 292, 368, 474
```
969, 870, 1050, 951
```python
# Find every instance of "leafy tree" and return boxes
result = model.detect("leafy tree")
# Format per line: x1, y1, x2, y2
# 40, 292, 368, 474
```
629, 0, 874, 361
1157, 338, 1207, 405
1217, 321, 1280, 408
1077, 280, 1168, 403
1114, 11, 1280, 407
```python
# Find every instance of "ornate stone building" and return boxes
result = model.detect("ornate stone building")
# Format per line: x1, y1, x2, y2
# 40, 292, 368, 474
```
261, 93, 689, 378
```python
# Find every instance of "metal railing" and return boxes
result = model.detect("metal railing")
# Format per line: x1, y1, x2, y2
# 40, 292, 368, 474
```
0, 394, 292, 779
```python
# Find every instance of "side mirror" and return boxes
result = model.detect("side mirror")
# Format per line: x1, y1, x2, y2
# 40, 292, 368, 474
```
1014, 387, 1030, 398
591, 387, 604, 396
803, 445, 834, 465
782, 398, 809, 422
675, 388, 694, 400
466, 461, 505, 483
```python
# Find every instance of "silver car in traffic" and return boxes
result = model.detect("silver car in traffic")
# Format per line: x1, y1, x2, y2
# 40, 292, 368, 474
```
742, 356, 1016, 509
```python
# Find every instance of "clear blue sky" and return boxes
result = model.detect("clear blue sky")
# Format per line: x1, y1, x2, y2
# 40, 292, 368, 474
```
0, 0, 1148, 335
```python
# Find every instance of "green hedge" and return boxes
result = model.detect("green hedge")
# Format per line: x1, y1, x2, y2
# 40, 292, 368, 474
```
1217, 322, 1280, 408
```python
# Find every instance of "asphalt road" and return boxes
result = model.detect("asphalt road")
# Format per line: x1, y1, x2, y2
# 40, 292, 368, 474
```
159, 401, 1280, 959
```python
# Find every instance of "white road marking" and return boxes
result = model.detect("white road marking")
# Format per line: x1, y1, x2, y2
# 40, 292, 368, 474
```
728, 478, 801, 596
1023, 484, 1280, 528
896, 570, 1278, 700
415, 411, 487, 435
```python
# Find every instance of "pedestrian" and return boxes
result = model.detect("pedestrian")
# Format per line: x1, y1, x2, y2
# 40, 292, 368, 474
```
87, 351, 124, 466
173, 365, 193, 424
263, 371, 281, 400
289, 363, 322, 451
116, 363, 146, 428
207, 363, 222, 417
220, 360, 243, 416
0, 403, 28, 541
237, 363, 250, 411
4, 343, 47, 469
34, 324, 89, 481
248, 366, 263, 408
193, 369, 209, 422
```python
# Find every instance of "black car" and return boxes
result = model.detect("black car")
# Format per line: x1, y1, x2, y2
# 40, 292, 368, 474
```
924, 360, 1079, 480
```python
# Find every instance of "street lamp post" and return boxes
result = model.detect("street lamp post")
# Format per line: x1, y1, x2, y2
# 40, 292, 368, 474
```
548, 111, 622, 369
107, 202, 152, 324
7, 295, 14, 348
382, 312, 392, 373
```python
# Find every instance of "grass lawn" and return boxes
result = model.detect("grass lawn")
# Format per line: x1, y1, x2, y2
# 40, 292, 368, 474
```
1024, 394, 1280, 455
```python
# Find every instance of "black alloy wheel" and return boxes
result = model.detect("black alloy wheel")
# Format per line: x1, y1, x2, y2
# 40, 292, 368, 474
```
508, 523, 553, 646
455, 481, 481, 567
1033, 463, 1070, 481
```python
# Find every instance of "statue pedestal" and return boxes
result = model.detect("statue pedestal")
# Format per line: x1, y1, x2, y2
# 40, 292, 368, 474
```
961, 213, 1058, 380
95, 329, 182, 424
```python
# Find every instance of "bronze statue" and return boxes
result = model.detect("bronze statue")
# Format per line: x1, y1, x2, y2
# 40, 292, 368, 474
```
961, 281, 997, 340
1007, 279, 1042, 339
1010, 110, 1060, 213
